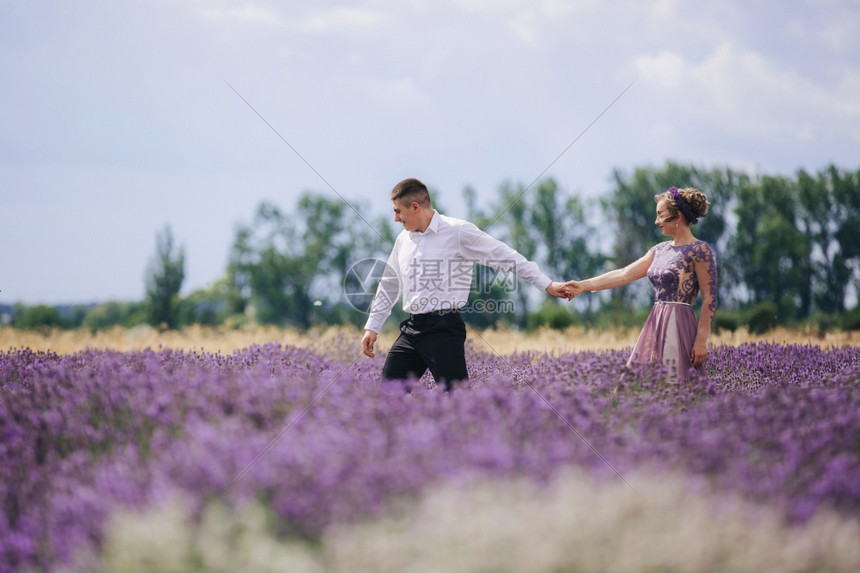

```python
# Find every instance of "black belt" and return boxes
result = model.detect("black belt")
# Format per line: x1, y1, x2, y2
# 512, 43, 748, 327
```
410, 309, 461, 319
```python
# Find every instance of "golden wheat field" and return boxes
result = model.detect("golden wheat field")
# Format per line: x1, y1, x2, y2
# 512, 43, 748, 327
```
1, 324, 857, 357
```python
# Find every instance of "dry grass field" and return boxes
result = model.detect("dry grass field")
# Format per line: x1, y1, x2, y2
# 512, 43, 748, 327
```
1, 323, 857, 357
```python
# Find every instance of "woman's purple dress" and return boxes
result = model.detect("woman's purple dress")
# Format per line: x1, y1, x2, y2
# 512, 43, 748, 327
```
627, 240, 718, 381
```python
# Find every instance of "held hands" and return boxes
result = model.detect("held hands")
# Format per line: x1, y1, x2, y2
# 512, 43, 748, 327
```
564, 280, 586, 299
546, 280, 586, 301
545, 281, 574, 300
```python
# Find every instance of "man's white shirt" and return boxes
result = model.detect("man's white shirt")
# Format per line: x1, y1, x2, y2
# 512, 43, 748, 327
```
364, 211, 552, 333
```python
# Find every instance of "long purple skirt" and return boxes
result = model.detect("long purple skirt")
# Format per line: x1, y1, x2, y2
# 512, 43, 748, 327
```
627, 302, 706, 382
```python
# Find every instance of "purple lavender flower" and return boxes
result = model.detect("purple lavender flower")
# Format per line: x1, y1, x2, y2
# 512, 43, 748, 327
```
1, 341, 858, 572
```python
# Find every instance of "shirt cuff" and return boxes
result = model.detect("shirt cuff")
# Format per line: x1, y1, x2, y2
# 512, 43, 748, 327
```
364, 316, 385, 334
533, 274, 553, 292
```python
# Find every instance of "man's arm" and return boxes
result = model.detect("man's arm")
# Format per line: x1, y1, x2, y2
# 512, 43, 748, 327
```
361, 241, 401, 354
459, 223, 553, 292
363, 268, 400, 333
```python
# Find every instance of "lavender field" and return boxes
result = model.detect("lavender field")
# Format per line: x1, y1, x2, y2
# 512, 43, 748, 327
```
2, 339, 860, 572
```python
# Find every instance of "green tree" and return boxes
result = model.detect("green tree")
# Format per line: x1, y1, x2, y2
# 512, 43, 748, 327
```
230, 193, 392, 328
529, 178, 607, 318
729, 176, 812, 320
828, 166, 860, 312
82, 301, 146, 332
63, 304, 91, 329
144, 225, 185, 329
531, 178, 605, 280
796, 167, 851, 314
12, 304, 65, 330
177, 276, 245, 327
479, 178, 606, 327
485, 180, 541, 328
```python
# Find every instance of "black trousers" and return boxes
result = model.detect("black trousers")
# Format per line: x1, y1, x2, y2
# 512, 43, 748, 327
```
382, 310, 468, 390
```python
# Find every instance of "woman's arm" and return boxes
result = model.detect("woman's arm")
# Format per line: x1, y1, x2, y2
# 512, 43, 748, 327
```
568, 250, 654, 296
691, 244, 718, 366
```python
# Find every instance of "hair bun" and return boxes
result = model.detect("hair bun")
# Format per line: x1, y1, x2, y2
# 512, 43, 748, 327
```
680, 188, 710, 219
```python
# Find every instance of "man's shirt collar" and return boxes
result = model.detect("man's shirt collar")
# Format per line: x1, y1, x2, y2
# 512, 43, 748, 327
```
411, 210, 440, 236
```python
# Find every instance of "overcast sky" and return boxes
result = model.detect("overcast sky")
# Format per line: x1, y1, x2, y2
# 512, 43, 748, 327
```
2, 0, 859, 305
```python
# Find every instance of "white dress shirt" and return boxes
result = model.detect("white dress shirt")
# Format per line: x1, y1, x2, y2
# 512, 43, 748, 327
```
364, 211, 552, 333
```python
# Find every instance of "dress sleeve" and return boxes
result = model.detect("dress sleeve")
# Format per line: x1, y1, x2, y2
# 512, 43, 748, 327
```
693, 241, 718, 332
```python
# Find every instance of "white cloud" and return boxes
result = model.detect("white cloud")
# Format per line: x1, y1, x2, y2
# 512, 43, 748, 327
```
420, 0, 593, 45
833, 69, 860, 116
193, 3, 390, 35
633, 41, 860, 142
342, 75, 430, 111
649, 0, 678, 21
631, 50, 687, 89
198, 3, 281, 25
823, 15, 860, 54
297, 6, 389, 35
508, 10, 541, 43
802, 6, 860, 55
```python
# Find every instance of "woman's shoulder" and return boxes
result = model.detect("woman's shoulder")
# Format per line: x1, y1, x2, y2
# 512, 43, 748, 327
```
692, 239, 714, 251
690, 239, 716, 260
649, 240, 673, 253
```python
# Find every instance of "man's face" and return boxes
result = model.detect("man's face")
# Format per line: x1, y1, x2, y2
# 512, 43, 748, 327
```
393, 199, 420, 231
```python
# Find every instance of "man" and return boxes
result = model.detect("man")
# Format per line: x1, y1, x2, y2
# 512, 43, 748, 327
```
361, 178, 570, 390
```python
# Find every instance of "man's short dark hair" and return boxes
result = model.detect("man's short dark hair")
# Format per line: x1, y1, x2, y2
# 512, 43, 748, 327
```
391, 178, 431, 207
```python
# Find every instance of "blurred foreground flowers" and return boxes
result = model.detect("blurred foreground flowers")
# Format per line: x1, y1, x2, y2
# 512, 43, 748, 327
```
88, 469, 860, 573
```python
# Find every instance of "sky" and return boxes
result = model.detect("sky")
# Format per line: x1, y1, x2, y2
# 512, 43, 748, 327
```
2, 0, 859, 305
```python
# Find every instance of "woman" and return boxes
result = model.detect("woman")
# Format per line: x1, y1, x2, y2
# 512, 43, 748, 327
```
567, 187, 717, 381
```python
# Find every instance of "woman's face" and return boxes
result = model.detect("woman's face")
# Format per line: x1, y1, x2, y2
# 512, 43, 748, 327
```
655, 198, 677, 237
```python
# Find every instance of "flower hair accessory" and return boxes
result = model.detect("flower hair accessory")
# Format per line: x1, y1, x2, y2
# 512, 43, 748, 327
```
667, 187, 698, 225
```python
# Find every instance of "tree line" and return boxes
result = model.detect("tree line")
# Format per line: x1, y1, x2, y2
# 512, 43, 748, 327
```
9, 161, 860, 334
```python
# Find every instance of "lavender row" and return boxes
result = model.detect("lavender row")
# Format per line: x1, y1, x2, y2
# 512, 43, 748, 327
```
1, 341, 858, 572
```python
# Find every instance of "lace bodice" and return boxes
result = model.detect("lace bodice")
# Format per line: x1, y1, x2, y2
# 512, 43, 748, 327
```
647, 240, 717, 309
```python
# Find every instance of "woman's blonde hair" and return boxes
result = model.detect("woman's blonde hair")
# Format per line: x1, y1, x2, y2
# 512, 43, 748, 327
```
655, 187, 709, 224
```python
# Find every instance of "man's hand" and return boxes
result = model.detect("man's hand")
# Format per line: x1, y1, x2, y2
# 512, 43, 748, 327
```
545, 281, 573, 300
362, 330, 378, 358
564, 280, 586, 298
